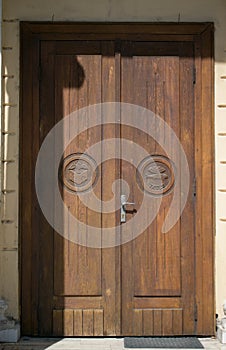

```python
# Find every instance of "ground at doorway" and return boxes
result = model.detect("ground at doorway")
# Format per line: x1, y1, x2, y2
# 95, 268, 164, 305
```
0, 337, 226, 350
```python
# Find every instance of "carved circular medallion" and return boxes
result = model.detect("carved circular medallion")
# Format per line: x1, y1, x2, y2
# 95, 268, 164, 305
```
61, 153, 98, 192
137, 155, 175, 196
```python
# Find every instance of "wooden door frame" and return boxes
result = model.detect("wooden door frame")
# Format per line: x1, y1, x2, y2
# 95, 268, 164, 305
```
20, 22, 215, 335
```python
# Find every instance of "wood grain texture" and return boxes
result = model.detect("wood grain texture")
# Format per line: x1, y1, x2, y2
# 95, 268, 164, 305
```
53, 50, 102, 297
39, 41, 117, 336
121, 41, 196, 335
63, 310, 74, 336
38, 41, 56, 336
101, 41, 119, 336
194, 25, 215, 336
132, 309, 183, 336
53, 309, 103, 336
20, 26, 33, 335
83, 309, 94, 336
20, 23, 214, 336
179, 42, 196, 334
53, 310, 63, 336
73, 309, 83, 336
94, 309, 104, 336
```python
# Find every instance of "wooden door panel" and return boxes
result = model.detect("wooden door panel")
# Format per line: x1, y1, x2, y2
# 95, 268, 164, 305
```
121, 42, 195, 335
39, 41, 119, 336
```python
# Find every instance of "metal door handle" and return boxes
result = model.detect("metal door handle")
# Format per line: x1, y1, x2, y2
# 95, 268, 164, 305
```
121, 195, 135, 223
122, 202, 135, 209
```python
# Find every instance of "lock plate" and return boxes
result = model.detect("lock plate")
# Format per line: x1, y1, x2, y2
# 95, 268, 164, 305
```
121, 194, 127, 223
120, 194, 135, 223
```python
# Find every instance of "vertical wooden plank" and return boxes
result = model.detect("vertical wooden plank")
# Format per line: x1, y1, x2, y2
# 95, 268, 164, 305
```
101, 41, 118, 336
83, 309, 94, 336
143, 310, 154, 336
53, 310, 63, 336
132, 54, 158, 298
31, 35, 41, 336
172, 309, 183, 335
53, 53, 70, 297
152, 56, 166, 297
179, 42, 196, 335
63, 310, 74, 336
133, 309, 143, 336
190, 28, 215, 337
38, 41, 55, 336
163, 56, 181, 298
94, 309, 104, 336
73, 309, 83, 336
153, 310, 162, 336
199, 25, 215, 335
20, 24, 35, 335
121, 41, 135, 336
73, 52, 102, 295
162, 310, 173, 336
114, 41, 122, 337
194, 35, 203, 337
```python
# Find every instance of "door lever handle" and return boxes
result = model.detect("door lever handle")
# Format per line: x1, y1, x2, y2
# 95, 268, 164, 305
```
122, 202, 135, 210
121, 195, 135, 223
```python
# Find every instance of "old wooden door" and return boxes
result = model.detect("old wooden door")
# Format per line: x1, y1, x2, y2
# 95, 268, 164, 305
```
21, 23, 214, 337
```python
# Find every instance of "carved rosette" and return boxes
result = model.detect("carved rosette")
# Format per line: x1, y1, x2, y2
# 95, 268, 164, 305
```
137, 155, 175, 196
61, 153, 98, 192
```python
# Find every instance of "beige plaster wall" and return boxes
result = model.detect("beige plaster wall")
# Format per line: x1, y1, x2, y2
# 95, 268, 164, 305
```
1, 0, 226, 323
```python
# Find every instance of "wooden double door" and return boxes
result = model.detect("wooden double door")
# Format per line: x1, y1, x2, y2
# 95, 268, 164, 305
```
21, 23, 214, 336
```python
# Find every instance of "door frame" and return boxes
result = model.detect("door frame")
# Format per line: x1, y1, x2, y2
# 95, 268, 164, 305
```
20, 22, 215, 336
